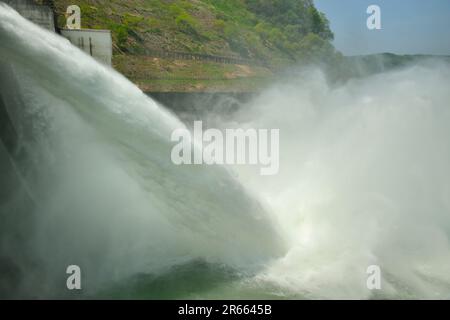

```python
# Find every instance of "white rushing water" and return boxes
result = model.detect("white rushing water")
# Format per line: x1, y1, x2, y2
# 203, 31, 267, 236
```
1, 3, 450, 299
0, 4, 284, 298
220, 65, 450, 299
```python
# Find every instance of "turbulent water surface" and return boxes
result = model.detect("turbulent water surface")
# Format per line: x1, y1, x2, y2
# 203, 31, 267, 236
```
1, 4, 450, 299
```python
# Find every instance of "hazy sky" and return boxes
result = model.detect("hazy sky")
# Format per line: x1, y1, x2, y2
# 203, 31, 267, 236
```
314, 0, 450, 56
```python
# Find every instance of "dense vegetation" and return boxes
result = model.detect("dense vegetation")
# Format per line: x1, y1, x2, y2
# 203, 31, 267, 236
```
47, 0, 341, 91
50, 0, 337, 61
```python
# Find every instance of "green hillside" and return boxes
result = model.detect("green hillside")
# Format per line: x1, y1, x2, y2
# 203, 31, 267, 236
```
47, 0, 340, 91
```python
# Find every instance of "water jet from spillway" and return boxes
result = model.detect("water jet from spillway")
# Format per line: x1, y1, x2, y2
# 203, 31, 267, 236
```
0, 4, 285, 298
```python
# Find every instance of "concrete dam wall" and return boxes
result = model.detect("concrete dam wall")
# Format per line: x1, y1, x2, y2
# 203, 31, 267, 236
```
3, 0, 112, 66
3, 0, 55, 31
